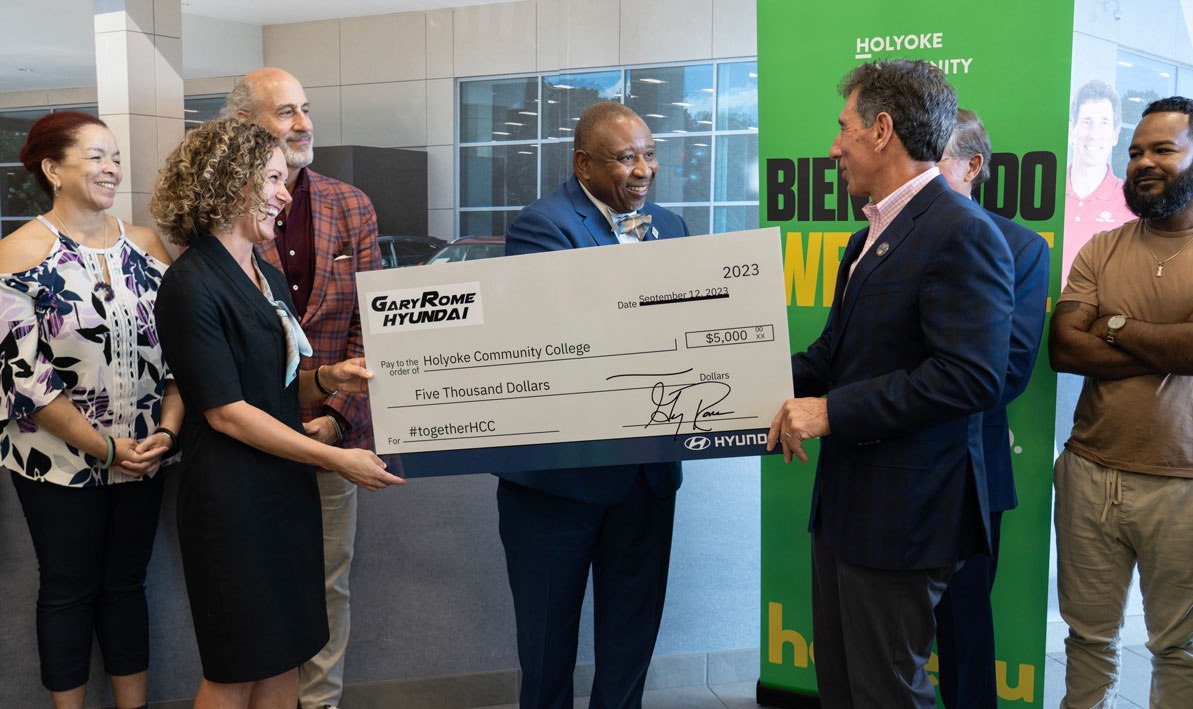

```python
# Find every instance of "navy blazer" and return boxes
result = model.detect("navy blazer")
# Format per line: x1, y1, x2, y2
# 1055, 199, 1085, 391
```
792, 176, 1015, 571
982, 212, 1049, 513
500, 176, 690, 505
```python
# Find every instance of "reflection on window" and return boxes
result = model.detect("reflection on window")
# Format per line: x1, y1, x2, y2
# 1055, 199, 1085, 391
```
184, 95, 227, 132
459, 59, 759, 238
626, 65, 714, 135
461, 78, 538, 143
543, 72, 622, 140
1113, 49, 1184, 178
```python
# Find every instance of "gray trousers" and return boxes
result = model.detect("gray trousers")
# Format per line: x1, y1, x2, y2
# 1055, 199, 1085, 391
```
299, 471, 358, 709
1055, 449, 1193, 709
811, 530, 956, 708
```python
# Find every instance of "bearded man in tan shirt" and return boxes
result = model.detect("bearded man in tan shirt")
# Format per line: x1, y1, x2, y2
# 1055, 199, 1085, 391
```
1050, 95, 1193, 709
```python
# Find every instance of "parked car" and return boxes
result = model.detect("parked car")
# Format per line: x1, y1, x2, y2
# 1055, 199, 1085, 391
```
377, 235, 447, 268
425, 236, 506, 264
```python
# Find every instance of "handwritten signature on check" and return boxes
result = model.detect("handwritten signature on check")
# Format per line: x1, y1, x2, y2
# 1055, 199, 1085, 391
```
607, 369, 735, 437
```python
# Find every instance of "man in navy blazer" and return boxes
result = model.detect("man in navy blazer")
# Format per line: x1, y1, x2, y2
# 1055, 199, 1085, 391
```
500, 101, 690, 709
932, 110, 1050, 709
767, 61, 1015, 708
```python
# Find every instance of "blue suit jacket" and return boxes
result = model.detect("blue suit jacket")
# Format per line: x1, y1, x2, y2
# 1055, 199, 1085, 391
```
500, 176, 690, 505
982, 212, 1049, 513
792, 176, 1015, 571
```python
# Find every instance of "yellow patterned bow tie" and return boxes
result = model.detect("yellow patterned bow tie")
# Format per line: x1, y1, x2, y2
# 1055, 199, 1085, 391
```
614, 212, 653, 241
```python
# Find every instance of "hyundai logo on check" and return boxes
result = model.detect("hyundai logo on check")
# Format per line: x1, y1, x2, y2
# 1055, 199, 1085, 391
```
684, 436, 711, 451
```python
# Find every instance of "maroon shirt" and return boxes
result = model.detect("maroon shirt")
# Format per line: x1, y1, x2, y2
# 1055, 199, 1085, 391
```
273, 168, 315, 318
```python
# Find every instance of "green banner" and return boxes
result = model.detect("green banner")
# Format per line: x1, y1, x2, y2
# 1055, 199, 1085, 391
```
757, 2, 1073, 705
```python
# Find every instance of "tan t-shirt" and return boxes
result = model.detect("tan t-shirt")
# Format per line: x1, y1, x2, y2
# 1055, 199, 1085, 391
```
1059, 218, 1193, 478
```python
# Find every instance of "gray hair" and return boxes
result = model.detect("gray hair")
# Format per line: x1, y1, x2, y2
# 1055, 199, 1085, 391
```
573, 101, 643, 152
219, 79, 260, 120
838, 59, 957, 162
945, 108, 992, 185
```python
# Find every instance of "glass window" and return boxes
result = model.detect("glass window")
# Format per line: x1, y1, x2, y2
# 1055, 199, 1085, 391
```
651, 136, 711, 204
715, 134, 759, 202
460, 210, 519, 238
543, 71, 622, 140
184, 95, 227, 132
1179, 66, 1193, 100
717, 62, 758, 131
458, 58, 759, 241
670, 205, 710, 236
1116, 51, 1176, 126
461, 78, 538, 143
714, 205, 759, 233
2, 166, 50, 218
541, 140, 574, 195
460, 144, 538, 208
626, 65, 714, 135
0, 109, 50, 163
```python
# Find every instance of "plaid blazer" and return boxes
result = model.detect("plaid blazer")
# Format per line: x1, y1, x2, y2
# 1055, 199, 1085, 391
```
256, 169, 382, 451
791, 177, 1015, 571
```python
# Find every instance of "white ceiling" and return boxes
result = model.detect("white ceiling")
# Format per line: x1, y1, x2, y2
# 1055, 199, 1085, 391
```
0, 0, 492, 94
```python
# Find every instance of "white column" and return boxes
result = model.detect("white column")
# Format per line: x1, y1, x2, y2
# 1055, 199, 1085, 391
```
93, 0, 183, 228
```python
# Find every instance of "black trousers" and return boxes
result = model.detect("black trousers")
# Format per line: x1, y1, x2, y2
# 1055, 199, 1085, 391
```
497, 475, 675, 709
811, 529, 957, 709
11, 471, 164, 691
934, 511, 1004, 709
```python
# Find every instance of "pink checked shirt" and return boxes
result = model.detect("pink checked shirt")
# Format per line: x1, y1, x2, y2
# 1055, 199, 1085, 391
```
847, 167, 941, 283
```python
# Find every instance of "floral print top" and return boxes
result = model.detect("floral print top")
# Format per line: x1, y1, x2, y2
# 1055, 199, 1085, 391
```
0, 216, 170, 486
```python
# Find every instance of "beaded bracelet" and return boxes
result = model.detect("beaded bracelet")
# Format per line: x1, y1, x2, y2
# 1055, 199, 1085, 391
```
314, 365, 334, 396
99, 434, 116, 469
154, 427, 180, 457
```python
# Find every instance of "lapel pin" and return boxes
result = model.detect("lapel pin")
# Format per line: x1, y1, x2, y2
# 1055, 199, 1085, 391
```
875, 242, 889, 256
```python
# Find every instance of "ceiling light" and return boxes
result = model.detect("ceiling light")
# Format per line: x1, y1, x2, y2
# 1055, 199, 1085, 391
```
518, 151, 533, 155
183, 109, 198, 113
655, 138, 667, 142
571, 117, 580, 121
693, 143, 709, 147
546, 100, 559, 104
675, 129, 688, 133
519, 111, 537, 116
555, 84, 576, 90
672, 102, 691, 107
493, 131, 511, 136
505, 122, 523, 126
697, 120, 713, 125
1129, 97, 1143, 102
639, 78, 665, 84
700, 88, 714, 93
748, 72, 757, 78
646, 113, 667, 118
1160, 71, 1172, 77
1118, 61, 1133, 67
558, 127, 573, 131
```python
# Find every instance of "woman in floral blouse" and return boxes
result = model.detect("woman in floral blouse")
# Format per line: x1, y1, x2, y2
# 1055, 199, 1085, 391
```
0, 111, 181, 709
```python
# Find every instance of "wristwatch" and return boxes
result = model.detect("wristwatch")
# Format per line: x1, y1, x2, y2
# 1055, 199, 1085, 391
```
1105, 314, 1128, 345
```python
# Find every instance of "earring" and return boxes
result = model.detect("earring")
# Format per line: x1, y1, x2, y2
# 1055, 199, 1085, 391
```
52, 183, 59, 197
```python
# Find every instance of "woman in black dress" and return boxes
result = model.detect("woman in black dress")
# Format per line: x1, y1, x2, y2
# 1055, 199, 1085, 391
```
149, 119, 404, 709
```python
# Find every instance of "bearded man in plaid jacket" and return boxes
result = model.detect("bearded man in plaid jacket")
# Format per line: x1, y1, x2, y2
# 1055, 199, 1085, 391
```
224, 67, 386, 709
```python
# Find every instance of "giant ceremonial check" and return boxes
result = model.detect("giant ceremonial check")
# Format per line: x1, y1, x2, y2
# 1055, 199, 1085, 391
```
356, 227, 794, 478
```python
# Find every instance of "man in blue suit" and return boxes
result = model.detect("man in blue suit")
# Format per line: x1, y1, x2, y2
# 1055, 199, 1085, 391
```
501, 101, 690, 709
767, 60, 1015, 708
933, 109, 1050, 709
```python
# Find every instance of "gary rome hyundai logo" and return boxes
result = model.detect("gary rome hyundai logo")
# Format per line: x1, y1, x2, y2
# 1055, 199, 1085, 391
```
367, 281, 485, 334
684, 436, 712, 451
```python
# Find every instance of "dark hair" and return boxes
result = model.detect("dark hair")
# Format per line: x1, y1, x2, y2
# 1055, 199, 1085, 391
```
1141, 96, 1193, 137
838, 60, 957, 162
1069, 79, 1121, 127
19, 111, 109, 197
150, 118, 279, 246
574, 101, 643, 152
946, 108, 993, 185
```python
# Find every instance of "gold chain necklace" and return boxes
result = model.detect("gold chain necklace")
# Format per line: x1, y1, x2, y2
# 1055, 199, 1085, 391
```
1144, 233, 1193, 277
50, 209, 109, 249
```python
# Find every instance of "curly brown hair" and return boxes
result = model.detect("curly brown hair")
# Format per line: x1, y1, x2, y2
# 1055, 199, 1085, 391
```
150, 118, 279, 246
